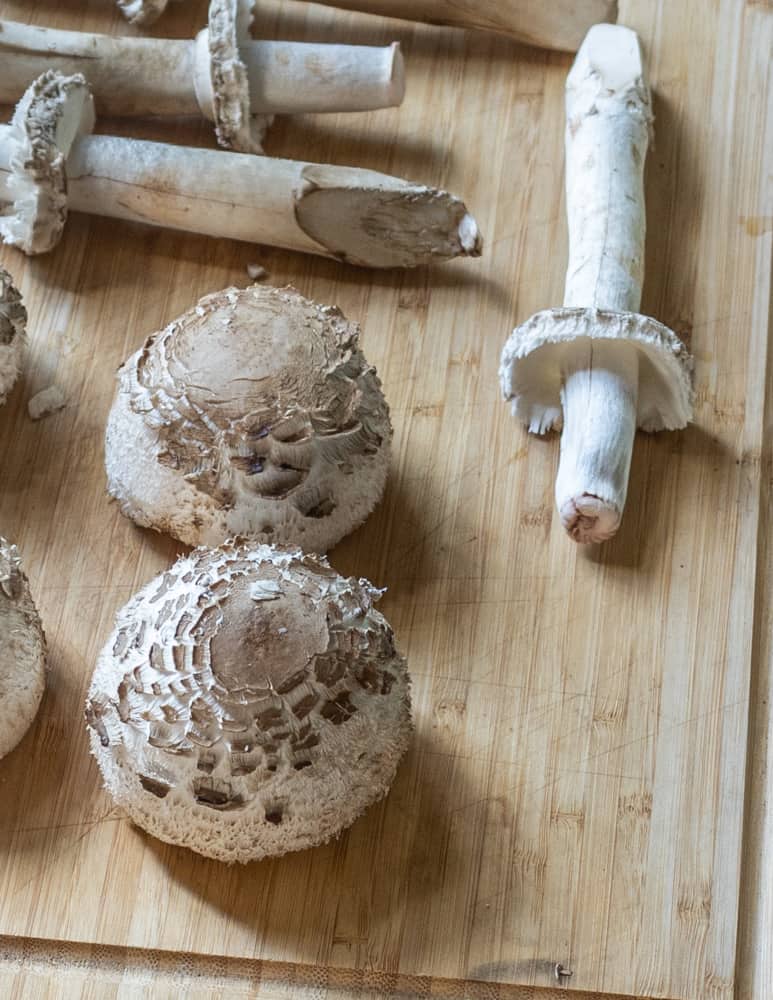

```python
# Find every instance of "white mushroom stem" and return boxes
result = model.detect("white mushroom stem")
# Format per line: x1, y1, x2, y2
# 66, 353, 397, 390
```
243, 40, 403, 114
299, 0, 618, 52
554, 25, 651, 542
0, 20, 404, 118
0, 129, 481, 267
556, 341, 639, 543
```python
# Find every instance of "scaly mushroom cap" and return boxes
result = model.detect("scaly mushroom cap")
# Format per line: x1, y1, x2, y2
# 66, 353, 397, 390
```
0, 267, 26, 405
86, 542, 412, 863
0, 538, 46, 761
106, 284, 392, 551
206, 0, 273, 152
499, 308, 693, 434
116, 0, 170, 25
0, 71, 95, 256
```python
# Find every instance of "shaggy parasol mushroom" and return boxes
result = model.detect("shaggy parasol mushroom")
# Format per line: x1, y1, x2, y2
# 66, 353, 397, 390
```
499, 25, 692, 544
0, 267, 26, 406
106, 284, 391, 551
0, 71, 481, 264
0, 1, 405, 153
86, 542, 412, 863
0, 539, 46, 761
298, 0, 617, 52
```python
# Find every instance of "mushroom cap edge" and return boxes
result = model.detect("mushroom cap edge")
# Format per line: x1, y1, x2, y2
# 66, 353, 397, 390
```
499, 307, 694, 435
0, 71, 95, 256
0, 537, 47, 761
206, 0, 273, 153
0, 267, 27, 405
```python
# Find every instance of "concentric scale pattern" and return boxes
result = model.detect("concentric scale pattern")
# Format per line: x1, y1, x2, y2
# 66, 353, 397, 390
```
87, 542, 411, 862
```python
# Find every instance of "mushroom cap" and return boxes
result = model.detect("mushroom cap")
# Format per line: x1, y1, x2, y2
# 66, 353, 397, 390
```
106, 284, 392, 552
0, 267, 26, 406
86, 542, 412, 863
207, 0, 273, 153
115, 0, 170, 25
499, 307, 693, 434
0, 71, 95, 256
0, 538, 46, 761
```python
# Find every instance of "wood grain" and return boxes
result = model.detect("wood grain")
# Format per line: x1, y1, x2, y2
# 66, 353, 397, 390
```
0, 935, 657, 1000
0, 1, 770, 998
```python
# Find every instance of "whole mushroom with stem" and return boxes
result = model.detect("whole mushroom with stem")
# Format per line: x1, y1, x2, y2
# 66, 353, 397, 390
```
0, 71, 481, 265
86, 541, 412, 863
499, 24, 692, 544
0, 539, 46, 761
106, 284, 392, 551
0, 0, 405, 153
0, 267, 26, 407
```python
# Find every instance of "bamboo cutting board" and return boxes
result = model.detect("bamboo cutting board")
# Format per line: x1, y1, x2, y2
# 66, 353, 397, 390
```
0, 1, 771, 998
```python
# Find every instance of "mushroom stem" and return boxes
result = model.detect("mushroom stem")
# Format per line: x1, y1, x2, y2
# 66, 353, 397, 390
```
500, 26, 691, 546
555, 339, 638, 543
0, 19, 404, 119
563, 27, 649, 314
242, 39, 404, 114
296, 0, 617, 51
0, 128, 481, 267
555, 25, 651, 542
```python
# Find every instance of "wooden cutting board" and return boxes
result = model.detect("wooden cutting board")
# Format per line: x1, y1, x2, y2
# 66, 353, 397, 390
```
0, 1, 771, 998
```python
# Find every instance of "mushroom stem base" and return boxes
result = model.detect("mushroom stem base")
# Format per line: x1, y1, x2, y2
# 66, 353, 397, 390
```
555, 339, 639, 544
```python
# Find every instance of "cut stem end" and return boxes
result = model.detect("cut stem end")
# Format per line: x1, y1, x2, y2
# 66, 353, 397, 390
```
559, 493, 621, 544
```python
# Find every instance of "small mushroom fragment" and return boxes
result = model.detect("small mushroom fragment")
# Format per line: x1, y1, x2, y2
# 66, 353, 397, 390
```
117, 0, 176, 25
86, 542, 412, 863
28, 385, 67, 421
0, 2, 406, 153
0, 267, 26, 406
0, 71, 481, 265
301, 0, 617, 52
106, 285, 391, 551
246, 263, 268, 281
499, 25, 692, 544
0, 539, 46, 761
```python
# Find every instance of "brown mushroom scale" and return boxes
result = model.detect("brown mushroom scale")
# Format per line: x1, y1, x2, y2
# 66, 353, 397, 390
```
86, 542, 411, 862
